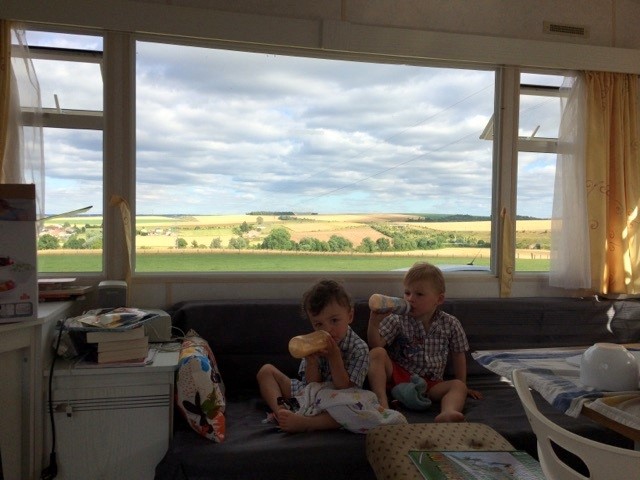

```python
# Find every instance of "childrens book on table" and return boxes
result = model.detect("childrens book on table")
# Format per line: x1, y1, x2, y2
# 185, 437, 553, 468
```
408, 450, 545, 480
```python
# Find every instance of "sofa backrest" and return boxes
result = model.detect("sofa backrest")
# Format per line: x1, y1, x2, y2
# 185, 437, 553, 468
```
169, 299, 371, 396
168, 297, 640, 397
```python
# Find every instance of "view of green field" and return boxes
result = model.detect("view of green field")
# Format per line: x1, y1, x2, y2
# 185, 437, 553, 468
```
37, 214, 550, 272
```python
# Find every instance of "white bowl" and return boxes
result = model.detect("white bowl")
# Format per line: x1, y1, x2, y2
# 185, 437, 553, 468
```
580, 343, 639, 391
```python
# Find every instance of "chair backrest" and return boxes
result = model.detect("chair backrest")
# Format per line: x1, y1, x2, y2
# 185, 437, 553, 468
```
512, 369, 640, 480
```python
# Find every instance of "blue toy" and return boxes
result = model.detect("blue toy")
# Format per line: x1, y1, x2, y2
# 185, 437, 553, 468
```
390, 375, 432, 410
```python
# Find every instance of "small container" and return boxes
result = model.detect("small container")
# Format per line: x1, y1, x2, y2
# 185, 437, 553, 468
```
288, 330, 331, 358
580, 343, 639, 391
368, 294, 411, 315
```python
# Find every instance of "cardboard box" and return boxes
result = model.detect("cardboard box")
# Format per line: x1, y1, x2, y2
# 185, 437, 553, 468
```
0, 184, 38, 323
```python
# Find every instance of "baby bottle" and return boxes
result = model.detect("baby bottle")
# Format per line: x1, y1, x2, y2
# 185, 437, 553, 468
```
288, 330, 331, 358
368, 294, 411, 315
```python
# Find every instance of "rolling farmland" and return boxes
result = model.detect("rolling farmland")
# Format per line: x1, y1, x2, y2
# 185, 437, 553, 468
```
43, 212, 550, 255
38, 213, 551, 272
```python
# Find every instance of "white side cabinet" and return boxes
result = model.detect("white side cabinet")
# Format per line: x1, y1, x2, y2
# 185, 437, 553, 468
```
0, 301, 75, 480
44, 349, 179, 480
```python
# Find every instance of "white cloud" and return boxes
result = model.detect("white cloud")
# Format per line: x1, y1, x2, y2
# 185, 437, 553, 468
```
33, 33, 558, 218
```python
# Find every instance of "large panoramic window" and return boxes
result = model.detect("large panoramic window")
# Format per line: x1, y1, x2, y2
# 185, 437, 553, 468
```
20, 29, 564, 275
135, 42, 497, 272
20, 30, 104, 273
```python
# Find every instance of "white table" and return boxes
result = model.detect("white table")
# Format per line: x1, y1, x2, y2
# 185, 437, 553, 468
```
472, 345, 640, 446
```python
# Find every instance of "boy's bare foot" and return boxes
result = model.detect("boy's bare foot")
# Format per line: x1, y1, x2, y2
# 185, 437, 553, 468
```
435, 411, 465, 423
375, 392, 389, 409
277, 409, 311, 433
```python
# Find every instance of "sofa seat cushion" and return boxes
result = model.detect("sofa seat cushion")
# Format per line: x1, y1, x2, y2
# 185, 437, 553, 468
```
155, 375, 632, 480
156, 397, 376, 480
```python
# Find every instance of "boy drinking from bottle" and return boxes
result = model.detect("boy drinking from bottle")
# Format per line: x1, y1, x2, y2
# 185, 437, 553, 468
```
256, 279, 369, 432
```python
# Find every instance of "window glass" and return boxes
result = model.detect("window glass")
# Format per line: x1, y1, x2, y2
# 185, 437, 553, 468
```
20, 30, 104, 273
516, 73, 564, 272
135, 42, 496, 272
25, 31, 103, 111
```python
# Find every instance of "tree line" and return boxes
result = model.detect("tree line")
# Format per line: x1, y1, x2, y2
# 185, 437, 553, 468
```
178, 223, 489, 253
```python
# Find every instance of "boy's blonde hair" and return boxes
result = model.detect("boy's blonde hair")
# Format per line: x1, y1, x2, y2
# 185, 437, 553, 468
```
403, 262, 446, 294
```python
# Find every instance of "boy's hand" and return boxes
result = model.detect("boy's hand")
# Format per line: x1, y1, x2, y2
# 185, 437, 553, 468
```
320, 335, 352, 389
367, 312, 388, 349
368, 311, 388, 325
467, 388, 483, 399
318, 335, 341, 361
305, 353, 320, 366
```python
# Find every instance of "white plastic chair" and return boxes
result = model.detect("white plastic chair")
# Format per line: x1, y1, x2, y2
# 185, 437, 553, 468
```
512, 369, 640, 480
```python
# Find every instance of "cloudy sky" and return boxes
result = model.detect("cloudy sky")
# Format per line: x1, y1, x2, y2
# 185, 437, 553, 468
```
26, 31, 560, 218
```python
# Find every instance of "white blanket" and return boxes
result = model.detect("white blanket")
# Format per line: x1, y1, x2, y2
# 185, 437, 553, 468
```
294, 382, 407, 434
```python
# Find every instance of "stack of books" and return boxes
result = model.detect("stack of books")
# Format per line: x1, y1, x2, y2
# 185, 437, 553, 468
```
86, 325, 149, 364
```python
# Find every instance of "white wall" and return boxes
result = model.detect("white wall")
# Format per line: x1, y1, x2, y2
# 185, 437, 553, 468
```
3, 0, 640, 71
1, 0, 635, 307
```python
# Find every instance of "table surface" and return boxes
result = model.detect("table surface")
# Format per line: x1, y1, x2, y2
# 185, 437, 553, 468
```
472, 345, 640, 440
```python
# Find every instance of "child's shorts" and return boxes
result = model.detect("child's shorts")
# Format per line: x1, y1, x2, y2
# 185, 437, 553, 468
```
388, 362, 441, 390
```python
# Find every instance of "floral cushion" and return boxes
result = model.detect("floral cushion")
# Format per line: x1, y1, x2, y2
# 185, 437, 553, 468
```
176, 329, 226, 442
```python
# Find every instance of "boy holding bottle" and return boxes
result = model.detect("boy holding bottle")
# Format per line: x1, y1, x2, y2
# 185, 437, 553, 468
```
256, 279, 369, 432
368, 262, 481, 422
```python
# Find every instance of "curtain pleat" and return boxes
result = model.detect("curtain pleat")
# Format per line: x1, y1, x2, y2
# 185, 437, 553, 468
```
0, 20, 10, 183
499, 207, 514, 297
1, 26, 45, 218
585, 72, 640, 295
109, 194, 133, 304
550, 74, 592, 290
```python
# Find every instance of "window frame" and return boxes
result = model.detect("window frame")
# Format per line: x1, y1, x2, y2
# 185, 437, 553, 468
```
20, 26, 569, 280
16, 30, 106, 275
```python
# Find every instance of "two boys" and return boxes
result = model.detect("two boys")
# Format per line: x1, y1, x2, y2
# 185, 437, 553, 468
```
257, 262, 480, 432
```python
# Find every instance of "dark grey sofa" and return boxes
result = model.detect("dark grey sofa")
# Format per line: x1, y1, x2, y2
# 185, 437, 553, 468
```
154, 297, 640, 480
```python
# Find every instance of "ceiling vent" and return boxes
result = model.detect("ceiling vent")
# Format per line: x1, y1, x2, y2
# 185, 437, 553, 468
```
543, 21, 589, 38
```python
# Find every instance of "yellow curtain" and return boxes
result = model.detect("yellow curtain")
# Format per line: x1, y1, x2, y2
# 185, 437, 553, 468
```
499, 207, 514, 297
0, 20, 10, 183
109, 195, 133, 304
585, 71, 640, 295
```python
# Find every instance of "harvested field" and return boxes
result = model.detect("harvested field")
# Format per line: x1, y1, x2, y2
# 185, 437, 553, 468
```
45, 213, 550, 255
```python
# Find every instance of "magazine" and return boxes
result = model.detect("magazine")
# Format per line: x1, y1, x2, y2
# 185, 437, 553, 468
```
408, 450, 545, 480
63, 307, 159, 331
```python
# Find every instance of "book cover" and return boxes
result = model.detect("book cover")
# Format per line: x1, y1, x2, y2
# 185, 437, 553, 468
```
0, 184, 37, 324
86, 325, 146, 343
408, 450, 545, 480
74, 348, 158, 368
97, 336, 149, 352
97, 345, 150, 363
